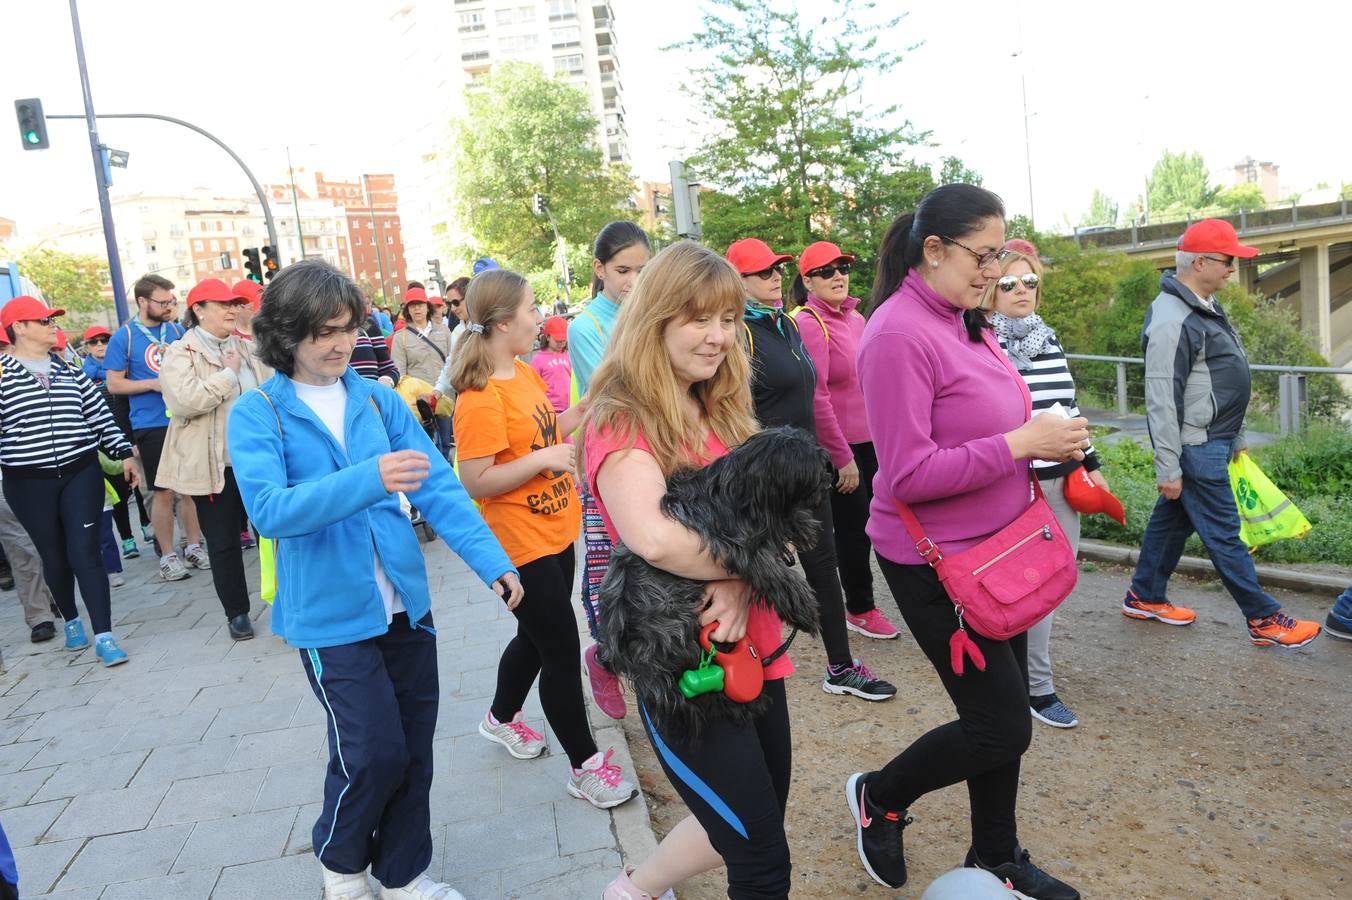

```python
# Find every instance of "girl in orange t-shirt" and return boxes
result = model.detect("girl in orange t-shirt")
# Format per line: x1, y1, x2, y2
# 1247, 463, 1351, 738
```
451, 269, 637, 811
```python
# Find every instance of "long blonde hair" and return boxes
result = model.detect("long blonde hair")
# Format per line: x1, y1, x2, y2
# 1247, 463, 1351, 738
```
585, 241, 757, 477
979, 248, 1044, 313
449, 269, 529, 393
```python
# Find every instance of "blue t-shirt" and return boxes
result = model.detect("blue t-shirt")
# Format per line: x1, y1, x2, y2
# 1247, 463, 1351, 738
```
103, 320, 186, 431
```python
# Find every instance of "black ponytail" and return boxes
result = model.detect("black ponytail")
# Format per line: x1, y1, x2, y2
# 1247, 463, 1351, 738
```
790, 274, 809, 306
591, 220, 651, 298
870, 184, 1006, 313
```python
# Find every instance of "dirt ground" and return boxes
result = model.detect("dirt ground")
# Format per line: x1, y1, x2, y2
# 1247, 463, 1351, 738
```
620, 560, 1352, 899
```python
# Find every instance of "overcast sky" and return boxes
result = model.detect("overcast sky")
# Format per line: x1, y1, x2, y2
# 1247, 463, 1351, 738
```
3, 0, 1349, 243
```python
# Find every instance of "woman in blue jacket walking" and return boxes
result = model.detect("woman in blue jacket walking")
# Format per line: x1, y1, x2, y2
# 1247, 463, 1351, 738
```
228, 260, 522, 900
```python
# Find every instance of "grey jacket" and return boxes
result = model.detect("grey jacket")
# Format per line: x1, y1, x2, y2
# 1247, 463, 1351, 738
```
1141, 272, 1250, 482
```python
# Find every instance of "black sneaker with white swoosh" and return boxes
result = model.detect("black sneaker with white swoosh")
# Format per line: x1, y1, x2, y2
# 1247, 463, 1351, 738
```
845, 771, 912, 888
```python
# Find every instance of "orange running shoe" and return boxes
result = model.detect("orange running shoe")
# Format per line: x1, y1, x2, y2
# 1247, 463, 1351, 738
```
1122, 590, 1197, 626
1247, 611, 1320, 648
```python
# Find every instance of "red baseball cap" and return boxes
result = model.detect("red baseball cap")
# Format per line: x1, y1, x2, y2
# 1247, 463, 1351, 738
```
798, 241, 855, 275
427, 293, 445, 307
404, 287, 429, 303
1, 296, 65, 330
726, 238, 793, 275
542, 316, 569, 342
1177, 219, 1258, 259
54, 327, 68, 351
186, 278, 247, 307
82, 325, 112, 342
231, 280, 264, 311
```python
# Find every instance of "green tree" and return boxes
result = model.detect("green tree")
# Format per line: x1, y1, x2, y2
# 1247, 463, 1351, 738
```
677, 0, 933, 299
15, 247, 107, 315
1146, 150, 1218, 218
1078, 189, 1119, 227
450, 62, 636, 272
1213, 182, 1267, 212
937, 156, 982, 186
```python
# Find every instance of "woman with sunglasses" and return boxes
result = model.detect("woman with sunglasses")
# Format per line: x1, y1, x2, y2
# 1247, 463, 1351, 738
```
0, 297, 140, 666
727, 237, 896, 703
979, 239, 1103, 731
793, 241, 902, 643
157, 279, 272, 641
845, 185, 1085, 898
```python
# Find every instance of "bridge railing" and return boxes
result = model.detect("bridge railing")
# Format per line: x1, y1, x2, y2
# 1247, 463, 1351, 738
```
1074, 198, 1352, 252
1065, 353, 1352, 435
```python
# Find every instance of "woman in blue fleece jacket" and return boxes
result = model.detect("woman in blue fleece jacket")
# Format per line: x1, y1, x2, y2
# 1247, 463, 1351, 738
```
227, 260, 521, 900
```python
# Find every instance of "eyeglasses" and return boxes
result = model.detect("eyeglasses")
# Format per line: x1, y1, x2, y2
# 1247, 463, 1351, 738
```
942, 237, 1005, 270
745, 264, 784, 280
86, 336, 109, 345
22, 317, 57, 327
1201, 254, 1235, 267
805, 263, 852, 280
147, 296, 179, 307
997, 273, 1040, 293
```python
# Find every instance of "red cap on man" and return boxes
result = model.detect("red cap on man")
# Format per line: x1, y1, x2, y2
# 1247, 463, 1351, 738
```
725, 238, 793, 275
231, 280, 264, 311
1177, 219, 1259, 259
1, 296, 65, 331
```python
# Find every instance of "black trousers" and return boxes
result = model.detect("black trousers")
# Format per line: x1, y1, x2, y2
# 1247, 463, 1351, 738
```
798, 494, 853, 668
640, 678, 792, 900
4, 457, 113, 634
871, 556, 1031, 860
832, 441, 879, 615
189, 468, 251, 619
489, 544, 597, 768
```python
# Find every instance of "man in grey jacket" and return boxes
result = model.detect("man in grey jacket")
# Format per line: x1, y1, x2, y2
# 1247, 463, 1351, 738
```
1123, 219, 1319, 648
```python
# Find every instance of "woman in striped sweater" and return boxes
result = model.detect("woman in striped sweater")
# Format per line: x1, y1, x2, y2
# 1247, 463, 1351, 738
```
0, 297, 140, 666
980, 239, 1107, 729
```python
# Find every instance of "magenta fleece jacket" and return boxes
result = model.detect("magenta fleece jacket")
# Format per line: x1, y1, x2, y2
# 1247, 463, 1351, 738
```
794, 294, 870, 468
858, 270, 1031, 565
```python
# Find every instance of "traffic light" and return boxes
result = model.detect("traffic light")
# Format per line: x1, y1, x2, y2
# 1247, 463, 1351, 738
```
532, 194, 547, 215
427, 258, 445, 294
242, 248, 263, 283
14, 98, 49, 150
262, 245, 280, 281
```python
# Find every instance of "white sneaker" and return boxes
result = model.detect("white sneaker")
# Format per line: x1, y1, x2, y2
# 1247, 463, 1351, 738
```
158, 554, 191, 582
321, 864, 375, 900
182, 543, 211, 569
478, 711, 545, 759
379, 876, 466, 900
109, 573, 126, 588
567, 748, 637, 809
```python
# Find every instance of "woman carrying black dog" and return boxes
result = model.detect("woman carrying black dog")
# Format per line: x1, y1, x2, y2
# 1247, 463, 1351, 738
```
586, 241, 794, 899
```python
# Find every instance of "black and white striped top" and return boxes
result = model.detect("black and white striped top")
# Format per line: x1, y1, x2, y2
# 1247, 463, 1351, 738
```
0, 353, 134, 475
996, 332, 1100, 480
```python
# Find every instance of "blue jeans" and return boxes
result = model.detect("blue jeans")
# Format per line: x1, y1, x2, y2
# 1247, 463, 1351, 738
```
1330, 585, 1352, 629
1130, 439, 1281, 621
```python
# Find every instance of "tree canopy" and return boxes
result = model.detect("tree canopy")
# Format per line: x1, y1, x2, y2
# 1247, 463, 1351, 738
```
13, 247, 108, 316
1145, 150, 1219, 219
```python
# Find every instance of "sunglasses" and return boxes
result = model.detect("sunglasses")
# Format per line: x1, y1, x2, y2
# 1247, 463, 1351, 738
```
745, 264, 784, 280
806, 263, 852, 279
1201, 254, 1235, 267
997, 273, 1040, 293
449, 298, 463, 308
86, 336, 110, 345
22, 317, 57, 327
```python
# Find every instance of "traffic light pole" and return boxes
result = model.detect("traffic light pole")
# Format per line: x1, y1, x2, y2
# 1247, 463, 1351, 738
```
67, 0, 129, 324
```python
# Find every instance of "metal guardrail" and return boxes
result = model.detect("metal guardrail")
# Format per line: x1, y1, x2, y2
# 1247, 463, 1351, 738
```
1064, 353, 1352, 435
1074, 198, 1352, 252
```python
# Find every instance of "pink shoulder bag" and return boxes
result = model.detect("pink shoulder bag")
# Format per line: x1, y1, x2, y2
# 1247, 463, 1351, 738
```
891, 331, 1079, 673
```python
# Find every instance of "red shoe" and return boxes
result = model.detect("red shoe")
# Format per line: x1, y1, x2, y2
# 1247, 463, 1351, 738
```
585, 643, 627, 719
846, 609, 900, 640
1122, 590, 1196, 626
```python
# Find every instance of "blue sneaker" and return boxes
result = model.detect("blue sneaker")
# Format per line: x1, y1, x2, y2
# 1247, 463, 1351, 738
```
64, 620, 89, 652
94, 635, 129, 667
121, 537, 140, 559
1030, 693, 1079, 729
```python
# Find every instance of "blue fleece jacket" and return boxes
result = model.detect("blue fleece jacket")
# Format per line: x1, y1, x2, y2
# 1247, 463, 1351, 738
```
227, 368, 515, 649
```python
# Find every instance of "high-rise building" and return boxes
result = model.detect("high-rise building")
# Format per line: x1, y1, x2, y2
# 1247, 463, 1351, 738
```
387, 0, 630, 273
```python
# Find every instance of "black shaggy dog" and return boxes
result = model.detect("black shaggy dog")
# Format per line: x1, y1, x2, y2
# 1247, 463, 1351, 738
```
598, 426, 831, 736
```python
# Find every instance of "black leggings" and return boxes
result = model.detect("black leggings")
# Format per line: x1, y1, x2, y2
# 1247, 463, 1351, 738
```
490, 544, 597, 768
3, 458, 113, 634
832, 441, 879, 615
190, 468, 251, 620
798, 494, 853, 668
107, 472, 150, 542
871, 557, 1031, 860
640, 678, 792, 900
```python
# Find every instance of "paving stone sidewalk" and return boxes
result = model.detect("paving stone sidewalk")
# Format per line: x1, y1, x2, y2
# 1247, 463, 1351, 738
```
0, 536, 655, 898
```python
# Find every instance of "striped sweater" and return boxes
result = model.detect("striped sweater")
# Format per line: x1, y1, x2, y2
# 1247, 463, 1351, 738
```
995, 331, 1100, 480
0, 353, 135, 475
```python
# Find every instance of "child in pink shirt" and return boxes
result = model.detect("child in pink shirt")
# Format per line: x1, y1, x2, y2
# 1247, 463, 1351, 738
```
530, 316, 573, 413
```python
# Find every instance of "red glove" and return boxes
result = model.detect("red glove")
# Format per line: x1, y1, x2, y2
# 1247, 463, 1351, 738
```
700, 621, 764, 703
1063, 467, 1126, 525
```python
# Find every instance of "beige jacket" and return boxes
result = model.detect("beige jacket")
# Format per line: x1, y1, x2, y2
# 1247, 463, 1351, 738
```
157, 330, 272, 496
391, 321, 452, 386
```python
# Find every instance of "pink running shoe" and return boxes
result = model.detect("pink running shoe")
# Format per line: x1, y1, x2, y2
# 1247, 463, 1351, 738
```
846, 609, 900, 640
585, 643, 627, 719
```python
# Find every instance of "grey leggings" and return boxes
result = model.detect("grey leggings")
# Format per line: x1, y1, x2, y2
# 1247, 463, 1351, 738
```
1027, 475, 1081, 697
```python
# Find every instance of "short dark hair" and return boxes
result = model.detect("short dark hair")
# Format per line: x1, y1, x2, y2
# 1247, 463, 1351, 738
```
447, 276, 470, 298
406, 281, 424, 291
132, 274, 174, 302
252, 260, 365, 376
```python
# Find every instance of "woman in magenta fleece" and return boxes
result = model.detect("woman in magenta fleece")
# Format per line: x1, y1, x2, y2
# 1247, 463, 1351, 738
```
792, 240, 901, 641
842, 184, 1088, 900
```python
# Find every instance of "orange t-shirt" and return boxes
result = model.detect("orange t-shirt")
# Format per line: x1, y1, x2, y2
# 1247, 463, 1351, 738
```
453, 359, 581, 567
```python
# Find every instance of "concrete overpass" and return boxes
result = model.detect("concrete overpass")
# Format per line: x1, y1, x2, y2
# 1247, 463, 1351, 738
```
1074, 200, 1352, 367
